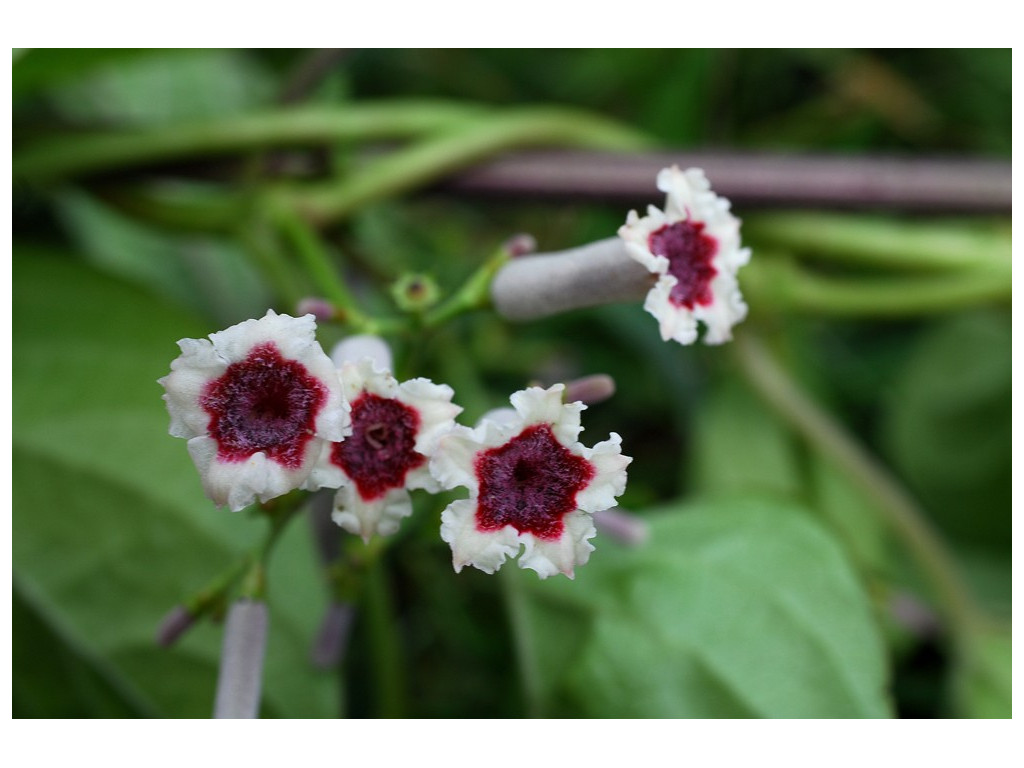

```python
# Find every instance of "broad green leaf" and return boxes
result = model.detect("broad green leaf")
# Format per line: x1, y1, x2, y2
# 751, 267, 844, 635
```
13, 49, 174, 101
953, 624, 1012, 718
689, 376, 801, 498
13, 247, 338, 717
808, 457, 892, 577
882, 310, 1011, 552
525, 497, 892, 718
13, 580, 151, 718
55, 189, 271, 327
45, 49, 274, 127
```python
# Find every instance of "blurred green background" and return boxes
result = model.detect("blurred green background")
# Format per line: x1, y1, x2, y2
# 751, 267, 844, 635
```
12, 49, 1011, 718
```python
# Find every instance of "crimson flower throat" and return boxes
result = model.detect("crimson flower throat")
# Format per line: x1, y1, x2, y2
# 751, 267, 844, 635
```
647, 219, 718, 309
331, 392, 425, 501
200, 342, 327, 468
474, 424, 595, 540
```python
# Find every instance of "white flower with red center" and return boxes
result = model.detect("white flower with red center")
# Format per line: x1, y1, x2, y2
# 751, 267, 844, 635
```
618, 165, 750, 345
159, 310, 349, 511
432, 384, 631, 579
308, 357, 461, 541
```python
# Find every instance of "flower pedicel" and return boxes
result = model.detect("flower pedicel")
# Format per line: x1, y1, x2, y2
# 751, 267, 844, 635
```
432, 384, 631, 579
159, 310, 349, 511
618, 165, 750, 345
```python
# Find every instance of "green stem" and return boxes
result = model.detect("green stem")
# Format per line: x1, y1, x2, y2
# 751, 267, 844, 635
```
500, 567, 544, 717
183, 493, 305, 610
236, 222, 306, 309
98, 184, 244, 233
423, 244, 512, 328
732, 332, 983, 644
14, 101, 489, 180
744, 213, 1011, 272
241, 495, 306, 600
271, 107, 653, 225
271, 204, 371, 328
362, 556, 405, 717
743, 256, 1010, 317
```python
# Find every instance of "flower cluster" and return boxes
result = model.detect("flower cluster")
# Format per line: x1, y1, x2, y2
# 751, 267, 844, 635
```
161, 311, 630, 578
619, 166, 750, 345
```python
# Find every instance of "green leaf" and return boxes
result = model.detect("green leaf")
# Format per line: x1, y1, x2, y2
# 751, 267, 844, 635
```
55, 189, 271, 327
807, 457, 892, 578
13, 579, 151, 718
13, 246, 338, 717
525, 497, 892, 717
45, 49, 275, 127
953, 624, 1011, 718
882, 310, 1011, 552
689, 376, 802, 498
13, 49, 172, 101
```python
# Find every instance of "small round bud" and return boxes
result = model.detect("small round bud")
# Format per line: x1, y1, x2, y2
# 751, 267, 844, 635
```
391, 273, 441, 312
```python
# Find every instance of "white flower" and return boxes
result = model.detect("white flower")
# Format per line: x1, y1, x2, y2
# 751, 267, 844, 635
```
308, 355, 461, 541
432, 384, 631, 579
159, 310, 349, 511
618, 166, 750, 345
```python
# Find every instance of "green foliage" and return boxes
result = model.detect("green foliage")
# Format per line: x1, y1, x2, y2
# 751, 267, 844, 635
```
882, 310, 1011, 552
12, 49, 1010, 720
953, 624, 1012, 718
12, 248, 339, 717
522, 499, 891, 717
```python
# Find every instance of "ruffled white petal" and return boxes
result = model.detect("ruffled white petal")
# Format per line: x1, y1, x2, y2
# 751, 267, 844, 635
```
161, 309, 348, 510
618, 208, 670, 275
399, 378, 462, 453
576, 433, 632, 513
510, 384, 585, 444
644, 275, 699, 345
331, 485, 413, 542
436, 387, 630, 579
302, 439, 348, 491
159, 337, 225, 439
518, 511, 597, 579
618, 166, 750, 346
187, 435, 317, 512
314, 363, 461, 539
209, 310, 313, 362
403, 462, 442, 493
439, 499, 520, 574
431, 420, 509, 493
692, 271, 749, 345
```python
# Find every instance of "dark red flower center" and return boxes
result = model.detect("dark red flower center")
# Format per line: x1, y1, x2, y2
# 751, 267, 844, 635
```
200, 342, 327, 468
474, 424, 595, 540
648, 219, 719, 309
331, 392, 424, 501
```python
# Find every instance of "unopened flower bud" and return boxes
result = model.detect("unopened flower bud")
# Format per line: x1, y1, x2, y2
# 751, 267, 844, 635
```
296, 297, 336, 322
592, 507, 648, 547
213, 600, 268, 719
503, 233, 537, 258
331, 334, 393, 372
564, 374, 616, 405
310, 601, 356, 669
391, 273, 441, 312
491, 238, 652, 321
156, 604, 196, 648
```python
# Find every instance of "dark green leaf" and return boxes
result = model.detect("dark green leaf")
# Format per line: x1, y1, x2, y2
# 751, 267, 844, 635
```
882, 310, 1011, 552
